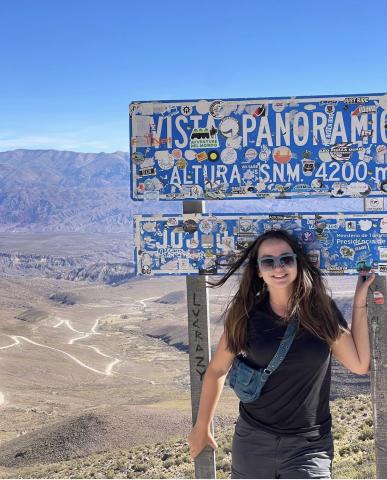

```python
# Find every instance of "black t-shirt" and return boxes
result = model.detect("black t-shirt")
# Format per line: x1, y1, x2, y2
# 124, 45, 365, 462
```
238, 295, 348, 437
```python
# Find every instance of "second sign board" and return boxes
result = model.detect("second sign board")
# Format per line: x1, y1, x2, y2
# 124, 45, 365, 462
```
134, 213, 387, 276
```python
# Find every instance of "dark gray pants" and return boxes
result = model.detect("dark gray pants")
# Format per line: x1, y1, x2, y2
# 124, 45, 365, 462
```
231, 415, 334, 479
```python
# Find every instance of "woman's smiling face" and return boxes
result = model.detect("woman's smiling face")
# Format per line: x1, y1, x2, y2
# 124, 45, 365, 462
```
257, 238, 298, 291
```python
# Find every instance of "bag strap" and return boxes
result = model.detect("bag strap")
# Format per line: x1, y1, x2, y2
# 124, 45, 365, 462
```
260, 319, 299, 382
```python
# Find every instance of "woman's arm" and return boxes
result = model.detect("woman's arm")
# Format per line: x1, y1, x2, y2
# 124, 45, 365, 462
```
331, 273, 375, 375
188, 331, 236, 459
194, 332, 235, 426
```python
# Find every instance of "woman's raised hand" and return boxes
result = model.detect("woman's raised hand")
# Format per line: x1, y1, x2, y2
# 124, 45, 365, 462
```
354, 271, 376, 307
188, 423, 218, 460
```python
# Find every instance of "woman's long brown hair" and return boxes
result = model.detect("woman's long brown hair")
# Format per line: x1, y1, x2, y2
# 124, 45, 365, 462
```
207, 229, 348, 355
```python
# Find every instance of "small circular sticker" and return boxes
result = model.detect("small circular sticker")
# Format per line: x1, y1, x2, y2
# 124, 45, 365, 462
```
221, 147, 237, 164
183, 219, 198, 233
318, 149, 332, 162
208, 150, 219, 162
176, 158, 187, 169
245, 148, 257, 162
209, 100, 224, 118
172, 148, 182, 160
273, 146, 292, 164
311, 178, 324, 189
196, 100, 210, 114
331, 182, 347, 197
156, 151, 174, 170
219, 117, 239, 138
185, 150, 196, 161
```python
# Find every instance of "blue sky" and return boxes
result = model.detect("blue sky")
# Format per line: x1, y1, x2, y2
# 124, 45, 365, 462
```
0, 0, 386, 153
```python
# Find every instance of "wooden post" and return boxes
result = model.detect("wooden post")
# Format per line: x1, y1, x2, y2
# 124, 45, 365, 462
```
184, 200, 216, 479
367, 275, 387, 478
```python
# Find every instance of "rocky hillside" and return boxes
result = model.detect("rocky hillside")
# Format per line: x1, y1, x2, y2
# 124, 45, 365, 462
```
0, 233, 136, 284
0, 251, 135, 285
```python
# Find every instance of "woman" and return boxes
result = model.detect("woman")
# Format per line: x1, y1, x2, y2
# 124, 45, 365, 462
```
188, 229, 375, 479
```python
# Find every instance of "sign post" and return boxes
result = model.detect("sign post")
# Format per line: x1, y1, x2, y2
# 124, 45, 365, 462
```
363, 199, 387, 479
367, 270, 387, 478
184, 200, 216, 479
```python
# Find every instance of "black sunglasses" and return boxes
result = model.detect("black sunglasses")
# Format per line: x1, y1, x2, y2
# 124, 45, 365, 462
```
257, 253, 297, 271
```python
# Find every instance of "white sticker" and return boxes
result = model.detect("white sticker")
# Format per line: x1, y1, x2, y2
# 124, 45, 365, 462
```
221, 147, 237, 164
364, 197, 384, 211
376, 145, 387, 163
318, 149, 332, 162
219, 117, 239, 138
359, 219, 373, 231
185, 150, 197, 161
245, 148, 257, 162
226, 135, 242, 149
196, 100, 210, 114
155, 151, 174, 170
347, 182, 371, 196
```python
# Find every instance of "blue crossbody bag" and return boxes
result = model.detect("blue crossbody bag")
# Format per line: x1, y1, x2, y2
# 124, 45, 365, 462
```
228, 319, 299, 403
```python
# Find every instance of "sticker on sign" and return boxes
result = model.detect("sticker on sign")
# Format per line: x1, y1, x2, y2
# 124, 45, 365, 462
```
364, 197, 385, 211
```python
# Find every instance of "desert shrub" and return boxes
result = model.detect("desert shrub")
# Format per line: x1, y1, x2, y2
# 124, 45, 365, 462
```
132, 463, 147, 472
163, 459, 174, 469
359, 427, 373, 441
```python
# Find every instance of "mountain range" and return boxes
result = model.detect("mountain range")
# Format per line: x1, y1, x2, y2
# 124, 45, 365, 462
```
0, 149, 363, 233
0, 149, 180, 233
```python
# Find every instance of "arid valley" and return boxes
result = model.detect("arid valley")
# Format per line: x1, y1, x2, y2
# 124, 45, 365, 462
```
0, 232, 371, 477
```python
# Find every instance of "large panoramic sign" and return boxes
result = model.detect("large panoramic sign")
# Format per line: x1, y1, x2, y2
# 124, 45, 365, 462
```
134, 213, 387, 276
130, 93, 387, 200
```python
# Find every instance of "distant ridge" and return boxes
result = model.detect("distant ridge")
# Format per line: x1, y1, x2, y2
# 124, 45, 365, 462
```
0, 149, 179, 233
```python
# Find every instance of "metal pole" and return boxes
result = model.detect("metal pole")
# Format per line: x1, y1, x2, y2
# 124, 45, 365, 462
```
184, 200, 216, 479
367, 275, 387, 478
363, 199, 387, 478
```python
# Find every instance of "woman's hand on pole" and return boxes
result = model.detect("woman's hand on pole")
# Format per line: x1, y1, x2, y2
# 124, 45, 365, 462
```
188, 423, 218, 460
354, 271, 376, 307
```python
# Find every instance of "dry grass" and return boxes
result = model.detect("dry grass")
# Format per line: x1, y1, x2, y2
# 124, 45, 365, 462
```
0, 394, 376, 479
